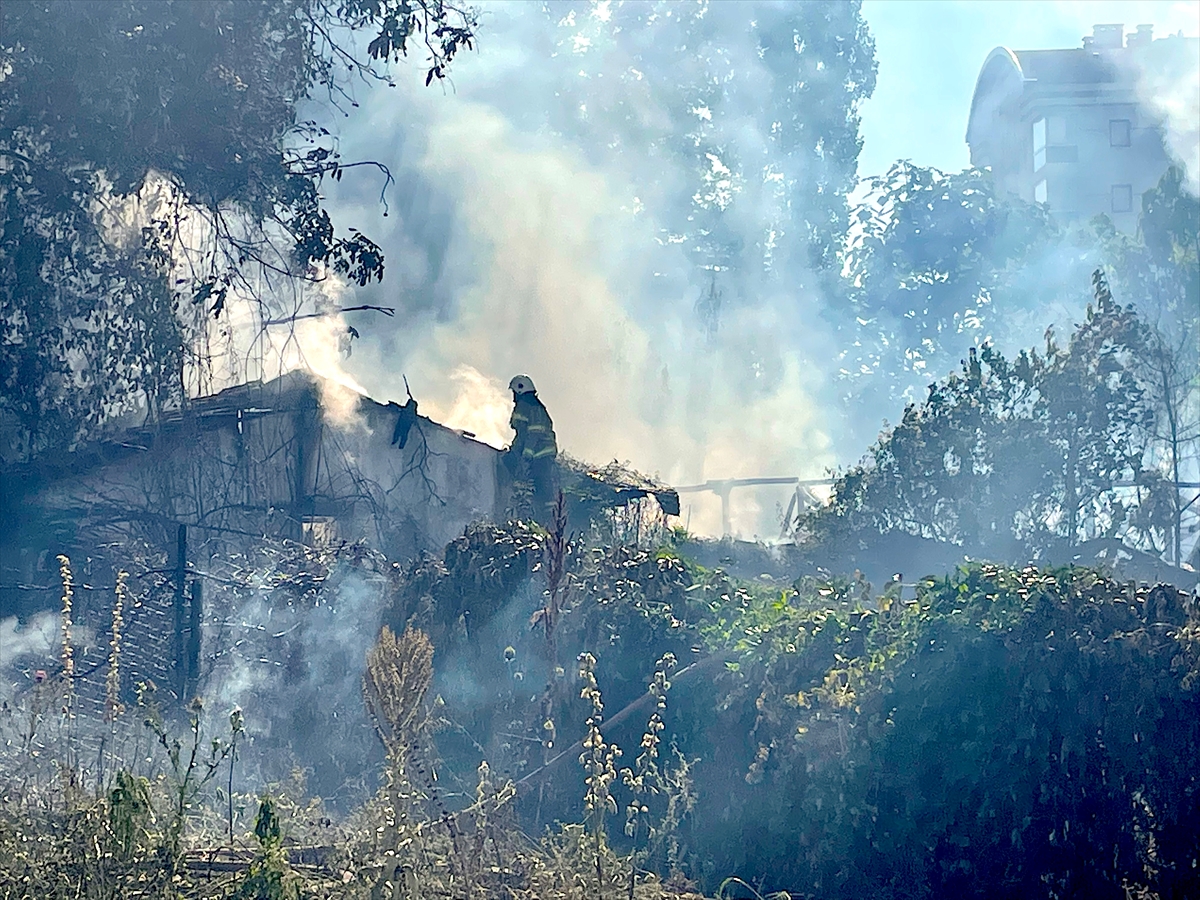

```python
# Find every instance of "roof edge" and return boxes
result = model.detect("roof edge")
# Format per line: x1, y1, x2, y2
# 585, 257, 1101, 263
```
966, 47, 1024, 146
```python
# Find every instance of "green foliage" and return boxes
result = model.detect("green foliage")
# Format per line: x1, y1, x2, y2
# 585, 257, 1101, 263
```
386, 520, 548, 651
839, 163, 1077, 402
235, 796, 299, 900
109, 770, 153, 860
1087, 169, 1200, 566
846, 163, 1061, 340
4, 521, 1199, 899
839, 162, 1199, 443
1091, 170, 1198, 328
829, 166, 1200, 569
139, 685, 238, 863
806, 280, 1169, 563
380, 517, 1200, 896
622, 652, 689, 886
1138, 166, 1200, 304
699, 564, 1200, 899
578, 651, 620, 892
0, 146, 183, 459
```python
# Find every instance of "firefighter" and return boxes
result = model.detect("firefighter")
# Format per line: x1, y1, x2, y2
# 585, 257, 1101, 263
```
507, 375, 557, 518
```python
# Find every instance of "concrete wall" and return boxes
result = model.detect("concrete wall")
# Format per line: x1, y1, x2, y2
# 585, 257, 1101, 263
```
1021, 95, 1172, 231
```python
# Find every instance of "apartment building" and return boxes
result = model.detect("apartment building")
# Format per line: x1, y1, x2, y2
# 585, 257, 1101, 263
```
966, 24, 1195, 231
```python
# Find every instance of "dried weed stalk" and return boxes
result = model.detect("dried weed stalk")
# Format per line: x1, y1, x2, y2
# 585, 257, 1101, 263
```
580, 651, 621, 896
105, 571, 129, 723
139, 686, 236, 866
56, 554, 79, 800
363, 625, 434, 757
623, 652, 678, 896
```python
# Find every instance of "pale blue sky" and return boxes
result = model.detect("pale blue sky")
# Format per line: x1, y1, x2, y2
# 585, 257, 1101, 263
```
856, 0, 1199, 177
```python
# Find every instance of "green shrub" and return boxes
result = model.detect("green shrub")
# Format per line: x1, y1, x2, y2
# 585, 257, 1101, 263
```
234, 796, 299, 900
695, 565, 1200, 899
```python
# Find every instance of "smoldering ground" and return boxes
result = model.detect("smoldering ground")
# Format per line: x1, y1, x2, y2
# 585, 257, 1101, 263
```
0, 560, 389, 807
201, 565, 388, 804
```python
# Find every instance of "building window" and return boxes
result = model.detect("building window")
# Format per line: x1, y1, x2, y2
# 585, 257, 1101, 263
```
1111, 184, 1133, 213
1033, 116, 1067, 172
1110, 119, 1131, 147
1035, 179, 1048, 204
1048, 116, 1067, 144
1046, 145, 1078, 164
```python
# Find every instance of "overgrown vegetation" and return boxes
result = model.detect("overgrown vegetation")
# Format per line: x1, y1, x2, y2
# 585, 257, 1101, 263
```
1, 270, 1197, 894
799, 263, 1199, 582
811, 277, 1157, 554
376, 521, 1200, 897
3, 537, 1198, 898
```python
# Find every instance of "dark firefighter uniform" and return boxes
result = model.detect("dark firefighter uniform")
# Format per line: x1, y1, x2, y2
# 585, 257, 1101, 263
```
507, 374, 557, 518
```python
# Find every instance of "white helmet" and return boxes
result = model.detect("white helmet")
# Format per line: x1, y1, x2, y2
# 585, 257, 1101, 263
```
509, 374, 537, 395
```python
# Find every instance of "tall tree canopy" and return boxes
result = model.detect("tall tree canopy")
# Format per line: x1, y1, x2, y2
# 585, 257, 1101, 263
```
805, 270, 1191, 570
835, 163, 1088, 413
836, 164, 1200, 527
540, 0, 877, 310
0, 0, 475, 460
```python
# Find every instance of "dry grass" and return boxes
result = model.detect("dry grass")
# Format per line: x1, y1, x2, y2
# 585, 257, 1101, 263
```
0, 622, 713, 900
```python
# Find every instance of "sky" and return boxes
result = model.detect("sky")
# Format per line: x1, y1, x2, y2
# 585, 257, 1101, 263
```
856, 0, 1200, 178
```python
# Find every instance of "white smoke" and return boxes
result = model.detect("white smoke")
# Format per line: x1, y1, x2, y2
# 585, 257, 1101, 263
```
340, 97, 834, 535
203, 567, 386, 799
317, 1, 855, 536
1129, 32, 1200, 195
436, 365, 514, 448
0, 612, 56, 704
92, 172, 371, 430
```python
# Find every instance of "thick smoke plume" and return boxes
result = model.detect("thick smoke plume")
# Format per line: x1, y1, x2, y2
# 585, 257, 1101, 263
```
315, 1, 868, 536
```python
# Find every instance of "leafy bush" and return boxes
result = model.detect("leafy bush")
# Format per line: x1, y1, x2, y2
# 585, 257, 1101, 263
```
695, 565, 1200, 899
805, 283, 1171, 566
382, 521, 1200, 897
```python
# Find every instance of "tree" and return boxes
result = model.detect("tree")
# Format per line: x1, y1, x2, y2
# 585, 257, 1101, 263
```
837, 163, 1088, 412
838, 164, 1199, 550
804, 272, 1165, 567
1138, 165, 1200, 314
0, 0, 476, 460
1027, 272, 1161, 554
539, 0, 877, 308
1088, 166, 1200, 567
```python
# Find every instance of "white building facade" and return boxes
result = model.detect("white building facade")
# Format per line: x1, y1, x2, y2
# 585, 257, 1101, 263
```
966, 24, 1195, 231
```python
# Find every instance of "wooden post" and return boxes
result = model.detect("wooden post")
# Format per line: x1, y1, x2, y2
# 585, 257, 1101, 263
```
185, 578, 202, 701
715, 481, 733, 538
174, 523, 187, 700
